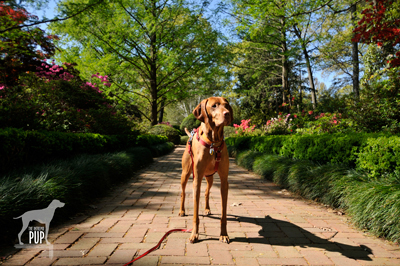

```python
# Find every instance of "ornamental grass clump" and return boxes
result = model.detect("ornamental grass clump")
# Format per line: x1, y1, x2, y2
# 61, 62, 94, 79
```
232, 147, 400, 243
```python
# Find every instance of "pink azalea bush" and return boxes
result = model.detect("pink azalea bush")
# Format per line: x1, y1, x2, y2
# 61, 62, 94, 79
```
264, 114, 293, 135
233, 119, 256, 136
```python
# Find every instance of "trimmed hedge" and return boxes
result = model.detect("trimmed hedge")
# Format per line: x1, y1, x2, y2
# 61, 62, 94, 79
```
148, 124, 181, 145
0, 128, 168, 173
226, 133, 397, 175
233, 150, 400, 243
180, 114, 201, 133
0, 143, 174, 245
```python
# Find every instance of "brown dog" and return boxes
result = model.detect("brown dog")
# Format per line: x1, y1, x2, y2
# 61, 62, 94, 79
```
179, 97, 233, 243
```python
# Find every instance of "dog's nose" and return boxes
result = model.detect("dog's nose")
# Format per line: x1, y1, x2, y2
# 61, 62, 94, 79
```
223, 111, 230, 117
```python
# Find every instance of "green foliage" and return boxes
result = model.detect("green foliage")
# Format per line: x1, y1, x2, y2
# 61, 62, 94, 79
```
235, 150, 400, 243
341, 172, 400, 243
51, 0, 230, 125
349, 47, 400, 133
356, 136, 400, 179
229, 133, 390, 168
235, 150, 262, 171
296, 113, 355, 134
145, 142, 175, 157
180, 135, 189, 145
0, 127, 168, 173
180, 114, 201, 133
0, 144, 173, 245
223, 126, 236, 138
148, 124, 180, 145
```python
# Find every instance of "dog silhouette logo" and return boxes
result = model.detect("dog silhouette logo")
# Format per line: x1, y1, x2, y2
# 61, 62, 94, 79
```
14, 199, 65, 245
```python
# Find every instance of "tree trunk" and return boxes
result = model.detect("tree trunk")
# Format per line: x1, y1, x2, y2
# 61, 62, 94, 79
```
281, 19, 289, 110
351, 4, 360, 102
294, 25, 316, 109
150, 34, 158, 126
304, 47, 317, 109
158, 98, 165, 123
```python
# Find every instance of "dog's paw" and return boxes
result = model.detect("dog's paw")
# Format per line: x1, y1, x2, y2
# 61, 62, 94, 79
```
219, 235, 230, 244
204, 209, 211, 216
189, 233, 199, 243
178, 211, 186, 217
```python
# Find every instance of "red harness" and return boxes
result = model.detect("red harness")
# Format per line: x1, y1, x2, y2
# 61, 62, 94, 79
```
187, 127, 225, 178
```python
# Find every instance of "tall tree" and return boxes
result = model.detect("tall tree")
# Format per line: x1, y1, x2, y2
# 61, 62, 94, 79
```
51, 0, 228, 125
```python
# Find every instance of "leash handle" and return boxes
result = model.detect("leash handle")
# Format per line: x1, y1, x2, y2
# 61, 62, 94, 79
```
123, 228, 192, 266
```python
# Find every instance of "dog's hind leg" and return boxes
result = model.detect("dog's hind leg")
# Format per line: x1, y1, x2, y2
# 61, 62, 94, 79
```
17, 219, 30, 245
179, 150, 192, 217
204, 175, 213, 215
44, 223, 50, 244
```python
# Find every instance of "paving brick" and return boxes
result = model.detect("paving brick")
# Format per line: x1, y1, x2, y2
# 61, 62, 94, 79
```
329, 256, 362, 266
186, 242, 208, 256
53, 232, 83, 244
54, 257, 107, 265
257, 257, 308, 265
87, 243, 118, 257
26, 257, 57, 266
161, 256, 210, 264
273, 246, 302, 258
209, 249, 233, 264
69, 237, 99, 250
300, 250, 334, 265
106, 249, 135, 264
39, 250, 84, 258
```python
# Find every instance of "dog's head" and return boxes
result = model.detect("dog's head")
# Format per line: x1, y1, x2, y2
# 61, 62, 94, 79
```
49, 199, 65, 209
193, 97, 233, 127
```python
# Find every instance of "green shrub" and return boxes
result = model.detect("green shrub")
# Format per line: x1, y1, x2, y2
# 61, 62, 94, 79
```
180, 114, 201, 133
148, 124, 180, 145
356, 136, 400, 179
229, 133, 389, 169
147, 142, 175, 157
0, 128, 168, 174
180, 135, 189, 145
224, 126, 236, 138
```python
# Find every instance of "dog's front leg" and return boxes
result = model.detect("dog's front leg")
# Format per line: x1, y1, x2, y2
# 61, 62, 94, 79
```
190, 167, 204, 243
219, 174, 230, 243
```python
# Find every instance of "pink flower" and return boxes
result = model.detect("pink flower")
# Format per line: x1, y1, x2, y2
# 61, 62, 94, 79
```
308, 111, 313, 115
104, 83, 111, 87
0, 84, 5, 90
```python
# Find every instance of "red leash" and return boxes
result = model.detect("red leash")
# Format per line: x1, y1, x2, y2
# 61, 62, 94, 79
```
122, 228, 192, 266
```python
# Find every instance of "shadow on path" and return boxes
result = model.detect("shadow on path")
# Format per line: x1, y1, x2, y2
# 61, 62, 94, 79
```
205, 214, 373, 261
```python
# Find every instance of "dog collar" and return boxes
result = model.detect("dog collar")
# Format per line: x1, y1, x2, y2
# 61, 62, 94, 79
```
197, 128, 224, 148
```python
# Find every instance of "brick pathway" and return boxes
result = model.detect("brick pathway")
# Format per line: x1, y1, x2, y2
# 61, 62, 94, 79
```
3, 146, 400, 266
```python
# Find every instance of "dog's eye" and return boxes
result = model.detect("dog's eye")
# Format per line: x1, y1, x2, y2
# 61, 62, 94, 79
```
212, 104, 217, 108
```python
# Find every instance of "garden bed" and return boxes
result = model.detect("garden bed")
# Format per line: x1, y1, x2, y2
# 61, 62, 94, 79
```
0, 137, 174, 246
227, 134, 400, 243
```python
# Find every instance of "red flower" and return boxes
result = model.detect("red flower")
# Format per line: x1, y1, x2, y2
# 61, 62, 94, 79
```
308, 111, 313, 115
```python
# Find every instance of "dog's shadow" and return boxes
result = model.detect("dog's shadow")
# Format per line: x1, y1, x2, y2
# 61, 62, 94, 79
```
204, 214, 373, 261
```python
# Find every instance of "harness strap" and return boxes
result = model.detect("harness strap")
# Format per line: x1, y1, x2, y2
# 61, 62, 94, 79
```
187, 127, 224, 178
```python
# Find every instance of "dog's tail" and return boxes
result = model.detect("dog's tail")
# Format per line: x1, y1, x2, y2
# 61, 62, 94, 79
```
185, 128, 191, 137
13, 215, 22, 219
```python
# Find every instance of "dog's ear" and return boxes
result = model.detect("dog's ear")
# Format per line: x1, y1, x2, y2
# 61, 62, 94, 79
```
193, 99, 209, 123
227, 103, 234, 125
